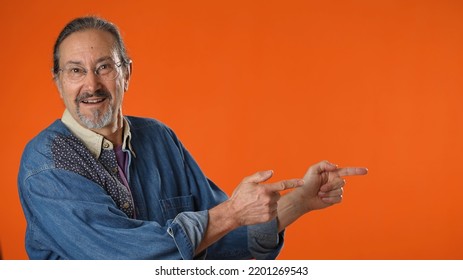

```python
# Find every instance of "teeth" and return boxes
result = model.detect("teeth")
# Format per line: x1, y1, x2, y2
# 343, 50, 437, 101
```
83, 98, 104, 104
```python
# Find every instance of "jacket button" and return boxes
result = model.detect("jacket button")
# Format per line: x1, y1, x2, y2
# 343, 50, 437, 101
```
123, 202, 130, 209
103, 142, 110, 149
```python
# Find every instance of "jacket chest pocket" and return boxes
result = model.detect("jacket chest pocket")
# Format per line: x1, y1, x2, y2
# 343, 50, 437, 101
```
160, 195, 195, 220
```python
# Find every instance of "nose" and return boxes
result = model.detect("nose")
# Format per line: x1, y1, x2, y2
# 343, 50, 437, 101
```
81, 70, 102, 93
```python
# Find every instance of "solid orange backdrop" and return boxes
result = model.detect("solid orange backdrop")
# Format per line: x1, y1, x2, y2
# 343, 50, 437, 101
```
1, 0, 462, 259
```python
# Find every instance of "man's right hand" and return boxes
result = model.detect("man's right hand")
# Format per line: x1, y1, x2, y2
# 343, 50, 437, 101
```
196, 171, 303, 254
226, 170, 304, 227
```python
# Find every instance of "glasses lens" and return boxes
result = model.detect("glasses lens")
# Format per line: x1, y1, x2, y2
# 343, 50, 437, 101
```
97, 62, 119, 80
63, 66, 86, 82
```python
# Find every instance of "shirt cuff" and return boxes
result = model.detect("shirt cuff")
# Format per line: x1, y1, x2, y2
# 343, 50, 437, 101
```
247, 219, 285, 260
167, 210, 208, 260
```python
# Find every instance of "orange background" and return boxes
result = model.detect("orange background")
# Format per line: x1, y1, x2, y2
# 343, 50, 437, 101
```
1, 0, 462, 259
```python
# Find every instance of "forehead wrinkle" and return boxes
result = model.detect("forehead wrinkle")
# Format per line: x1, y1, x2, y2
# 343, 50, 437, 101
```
59, 30, 118, 67
95, 55, 116, 63
62, 56, 115, 67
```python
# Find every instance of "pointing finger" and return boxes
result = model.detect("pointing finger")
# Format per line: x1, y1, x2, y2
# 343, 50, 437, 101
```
242, 170, 274, 184
266, 179, 305, 192
335, 167, 368, 177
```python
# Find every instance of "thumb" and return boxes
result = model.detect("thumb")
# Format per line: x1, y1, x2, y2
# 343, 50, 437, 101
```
242, 170, 274, 184
308, 160, 338, 175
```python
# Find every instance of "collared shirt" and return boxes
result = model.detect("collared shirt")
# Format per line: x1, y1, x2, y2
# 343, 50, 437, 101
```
62, 110, 134, 215
61, 109, 135, 160
18, 113, 283, 259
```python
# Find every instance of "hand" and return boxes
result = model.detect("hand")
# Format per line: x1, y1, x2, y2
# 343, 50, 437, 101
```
227, 170, 304, 227
298, 160, 368, 212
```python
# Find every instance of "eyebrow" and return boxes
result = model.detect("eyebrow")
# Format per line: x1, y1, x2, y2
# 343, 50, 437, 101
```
63, 56, 114, 66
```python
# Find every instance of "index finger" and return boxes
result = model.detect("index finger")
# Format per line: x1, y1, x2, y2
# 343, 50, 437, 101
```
265, 179, 305, 192
335, 167, 368, 177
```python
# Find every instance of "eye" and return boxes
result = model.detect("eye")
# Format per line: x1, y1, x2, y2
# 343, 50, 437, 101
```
68, 67, 85, 75
97, 63, 114, 74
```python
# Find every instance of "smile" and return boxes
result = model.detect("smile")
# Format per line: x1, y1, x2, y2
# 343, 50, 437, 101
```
81, 98, 106, 104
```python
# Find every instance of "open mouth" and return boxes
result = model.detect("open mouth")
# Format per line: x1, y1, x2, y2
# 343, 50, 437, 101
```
81, 98, 106, 104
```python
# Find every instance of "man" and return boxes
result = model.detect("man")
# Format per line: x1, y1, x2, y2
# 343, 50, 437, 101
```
18, 16, 367, 260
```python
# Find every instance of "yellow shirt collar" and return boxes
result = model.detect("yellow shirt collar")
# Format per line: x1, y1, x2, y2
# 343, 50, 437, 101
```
61, 109, 135, 159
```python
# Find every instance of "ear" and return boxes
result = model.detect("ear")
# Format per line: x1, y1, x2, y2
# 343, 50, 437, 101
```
52, 71, 64, 99
124, 61, 133, 92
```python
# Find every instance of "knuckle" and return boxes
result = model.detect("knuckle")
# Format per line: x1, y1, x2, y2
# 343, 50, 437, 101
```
278, 182, 287, 191
242, 174, 254, 183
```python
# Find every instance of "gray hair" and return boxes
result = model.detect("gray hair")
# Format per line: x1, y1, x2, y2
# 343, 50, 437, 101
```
52, 16, 130, 79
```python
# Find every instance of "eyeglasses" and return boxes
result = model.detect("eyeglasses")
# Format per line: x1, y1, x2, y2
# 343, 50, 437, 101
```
58, 61, 123, 83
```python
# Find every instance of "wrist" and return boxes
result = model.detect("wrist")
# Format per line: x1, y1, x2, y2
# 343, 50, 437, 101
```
276, 189, 310, 231
210, 199, 241, 231
289, 188, 312, 214
196, 200, 241, 254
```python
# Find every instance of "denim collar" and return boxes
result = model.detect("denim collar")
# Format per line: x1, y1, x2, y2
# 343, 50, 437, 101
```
61, 109, 135, 159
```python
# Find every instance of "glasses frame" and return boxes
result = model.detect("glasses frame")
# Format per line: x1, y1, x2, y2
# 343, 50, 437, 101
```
58, 60, 124, 83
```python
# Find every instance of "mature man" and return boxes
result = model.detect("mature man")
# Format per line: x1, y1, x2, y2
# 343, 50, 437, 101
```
18, 16, 367, 259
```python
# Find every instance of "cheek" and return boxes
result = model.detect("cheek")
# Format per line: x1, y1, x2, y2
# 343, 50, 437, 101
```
55, 80, 64, 99
61, 94, 75, 109
111, 79, 125, 101
58, 83, 79, 105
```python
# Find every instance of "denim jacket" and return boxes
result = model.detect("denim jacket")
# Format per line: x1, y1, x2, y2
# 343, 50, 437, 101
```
18, 115, 284, 259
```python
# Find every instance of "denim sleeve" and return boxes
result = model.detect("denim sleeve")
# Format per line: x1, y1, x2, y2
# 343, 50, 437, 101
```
247, 219, 285, 260
19, 168, 208, 260
167, 211, 208, 259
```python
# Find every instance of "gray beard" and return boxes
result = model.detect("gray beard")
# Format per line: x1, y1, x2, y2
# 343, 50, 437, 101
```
77, 106, 113, 129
